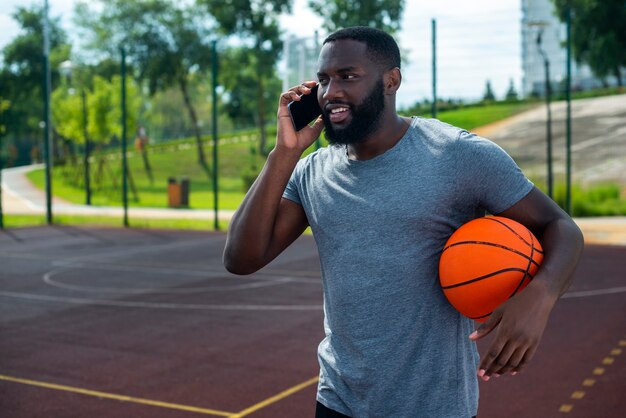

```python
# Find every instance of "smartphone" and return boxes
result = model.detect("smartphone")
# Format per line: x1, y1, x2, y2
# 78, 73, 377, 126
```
288, 84, 322, 131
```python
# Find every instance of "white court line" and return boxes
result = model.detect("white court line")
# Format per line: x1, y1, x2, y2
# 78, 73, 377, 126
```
42, 268, 308, 294
562, 286, 626, 299
0, 290, 323, 311
51, 260, 321, 282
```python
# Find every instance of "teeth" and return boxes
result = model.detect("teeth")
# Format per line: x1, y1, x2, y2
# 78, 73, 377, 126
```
331, 107, 349, 114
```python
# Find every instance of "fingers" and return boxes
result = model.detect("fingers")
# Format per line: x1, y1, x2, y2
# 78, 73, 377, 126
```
479, 341, 519, 380
279, 81, 317, 107
469, 311, 502, 341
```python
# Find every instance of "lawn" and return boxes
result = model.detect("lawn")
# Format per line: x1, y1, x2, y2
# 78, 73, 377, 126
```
26, 101, 538, 211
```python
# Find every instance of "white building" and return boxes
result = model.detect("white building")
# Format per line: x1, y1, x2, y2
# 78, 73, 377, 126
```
521, 0, 605, 97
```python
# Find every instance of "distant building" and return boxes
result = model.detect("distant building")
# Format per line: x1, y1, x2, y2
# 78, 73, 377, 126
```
521, 0, 617, 97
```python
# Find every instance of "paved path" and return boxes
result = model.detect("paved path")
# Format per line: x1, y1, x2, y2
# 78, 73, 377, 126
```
1, 164, 236, 221
3, 162, 625, 245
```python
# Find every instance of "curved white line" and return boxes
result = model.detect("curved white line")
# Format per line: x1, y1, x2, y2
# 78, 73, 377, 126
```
42, 268, 299, 294
0, 290, 323, 311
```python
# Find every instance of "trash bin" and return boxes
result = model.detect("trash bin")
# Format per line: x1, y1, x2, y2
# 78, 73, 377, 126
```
167, 177, 182, 208
167, 177, 190, 208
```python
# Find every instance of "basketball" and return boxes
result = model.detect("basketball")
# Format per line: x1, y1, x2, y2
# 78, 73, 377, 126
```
439, 216, 544, 322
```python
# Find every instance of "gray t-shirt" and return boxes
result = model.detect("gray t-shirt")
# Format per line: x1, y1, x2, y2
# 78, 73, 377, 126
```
283, 117, 533, 417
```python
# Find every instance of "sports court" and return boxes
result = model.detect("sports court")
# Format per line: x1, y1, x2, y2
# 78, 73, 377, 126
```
0, 226, 624, 417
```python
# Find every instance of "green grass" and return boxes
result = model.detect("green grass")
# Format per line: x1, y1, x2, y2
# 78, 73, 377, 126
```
28, 138, 267, 210
24, 99, 626, 219
29, 102, 537, 212
435, 102, 537, 131
0, 214, 231, 230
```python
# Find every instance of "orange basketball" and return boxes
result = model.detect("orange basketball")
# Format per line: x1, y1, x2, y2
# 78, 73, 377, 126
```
439, 216, 544, 322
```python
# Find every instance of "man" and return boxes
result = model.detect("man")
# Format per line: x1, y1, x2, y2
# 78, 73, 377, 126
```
224, 27, 583, 418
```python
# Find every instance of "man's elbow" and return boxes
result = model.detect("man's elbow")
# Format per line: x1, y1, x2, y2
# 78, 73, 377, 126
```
223, 250, 262, 275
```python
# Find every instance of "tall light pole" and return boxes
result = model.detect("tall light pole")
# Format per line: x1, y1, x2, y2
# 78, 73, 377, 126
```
535, 29, 553, 199
527, 21, 553, 199
565, 7, 573, 215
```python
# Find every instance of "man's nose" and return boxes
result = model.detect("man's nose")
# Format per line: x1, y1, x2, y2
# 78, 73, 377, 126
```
322, 80, 344, 102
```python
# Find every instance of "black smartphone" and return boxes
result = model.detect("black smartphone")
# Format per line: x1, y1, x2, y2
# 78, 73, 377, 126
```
288, 84, 322, 131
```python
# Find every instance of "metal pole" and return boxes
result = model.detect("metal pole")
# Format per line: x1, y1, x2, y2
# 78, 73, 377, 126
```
545, 58, 553, 199
43, 0, 53, 224
82, 89, 91, 205
431, 18, 437, 118
536, 29, 554, 199
314, 30, 321, 150
121, 47, 129, 227
565, 7, 572, 215
0, 139, 3, 229
282, 36, 290, 93
212, 40, 219, 231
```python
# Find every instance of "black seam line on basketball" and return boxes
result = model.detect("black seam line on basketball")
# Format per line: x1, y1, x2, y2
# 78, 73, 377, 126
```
508, 232, 536, 299
470, 312, 492, 320
442, 241, 541, 268
441, 267, 535, 290
484, 217, 545, 255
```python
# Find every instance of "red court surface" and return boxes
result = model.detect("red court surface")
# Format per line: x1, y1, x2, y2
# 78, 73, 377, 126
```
0, 226, 623, 417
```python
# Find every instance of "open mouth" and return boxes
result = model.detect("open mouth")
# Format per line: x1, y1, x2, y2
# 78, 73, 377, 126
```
327, 105, 351, 124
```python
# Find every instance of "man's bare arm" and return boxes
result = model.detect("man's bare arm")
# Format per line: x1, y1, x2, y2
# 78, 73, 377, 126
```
470, 187, 584, 379
223, 81, 324, 275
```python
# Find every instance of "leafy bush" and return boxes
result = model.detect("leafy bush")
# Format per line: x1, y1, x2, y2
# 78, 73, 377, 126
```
552, 183, 626, 216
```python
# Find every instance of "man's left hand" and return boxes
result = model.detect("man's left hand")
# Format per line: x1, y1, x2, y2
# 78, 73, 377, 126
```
469, 279, 558, 380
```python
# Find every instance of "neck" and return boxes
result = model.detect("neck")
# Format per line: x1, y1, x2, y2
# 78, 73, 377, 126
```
346, 113, 411, 161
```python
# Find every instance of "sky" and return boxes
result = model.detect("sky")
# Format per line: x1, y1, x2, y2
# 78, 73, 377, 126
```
0, 0, 523, 107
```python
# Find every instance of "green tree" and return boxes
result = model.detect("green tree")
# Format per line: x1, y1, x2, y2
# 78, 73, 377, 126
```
552, 0, 625, 86
505, 78, 519, 102
308, 0, 405, 34
482, 80, 496, 102
0, 97, 9, 136
0, 5, 70, 165
85, 75, 140, 146
219, 47, 282, 132
75, 0, 215, 171
197, 0, 291, 156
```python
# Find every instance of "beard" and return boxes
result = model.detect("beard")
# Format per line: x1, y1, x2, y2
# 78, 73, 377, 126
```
322, 78, 385, 146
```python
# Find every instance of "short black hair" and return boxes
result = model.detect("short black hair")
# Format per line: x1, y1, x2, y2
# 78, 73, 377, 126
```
323, 26, 401, 70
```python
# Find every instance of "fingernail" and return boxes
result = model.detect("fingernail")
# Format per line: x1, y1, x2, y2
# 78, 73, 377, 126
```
469, 331, 478, 339
511, 372, 518, 376
478, 369, 485, 377
481, 375, 490, 382
494, 373, 501, 378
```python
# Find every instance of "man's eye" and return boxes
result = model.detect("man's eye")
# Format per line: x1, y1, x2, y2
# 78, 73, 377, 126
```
318, 78, 329, 85
344, 74, 357, 80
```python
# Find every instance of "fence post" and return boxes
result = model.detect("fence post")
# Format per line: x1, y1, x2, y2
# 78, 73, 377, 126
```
212, 40, 219, 231
431, 18, 437, 119
121, 46, 129, 227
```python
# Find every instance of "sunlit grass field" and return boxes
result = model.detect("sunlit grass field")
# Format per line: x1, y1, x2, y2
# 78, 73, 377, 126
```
26, 102, 538, 211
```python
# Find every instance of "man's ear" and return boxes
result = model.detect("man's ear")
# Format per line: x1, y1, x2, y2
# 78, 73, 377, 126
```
384, 67, 402, 95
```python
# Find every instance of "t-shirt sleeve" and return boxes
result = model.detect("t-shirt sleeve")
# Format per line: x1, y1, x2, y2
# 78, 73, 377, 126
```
456, 130, 534, 214
282, 160, 303, 206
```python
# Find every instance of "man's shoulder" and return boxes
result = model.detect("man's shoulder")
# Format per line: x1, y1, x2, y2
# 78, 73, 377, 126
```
297, 145, 338, 167
410, 116, 466, 136
407, 116, 469, 150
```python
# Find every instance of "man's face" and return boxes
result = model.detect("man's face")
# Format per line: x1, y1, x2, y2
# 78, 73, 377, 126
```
316, 40, 386, 145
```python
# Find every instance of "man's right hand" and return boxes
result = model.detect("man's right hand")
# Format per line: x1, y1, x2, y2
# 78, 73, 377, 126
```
276, 81, 325, 153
